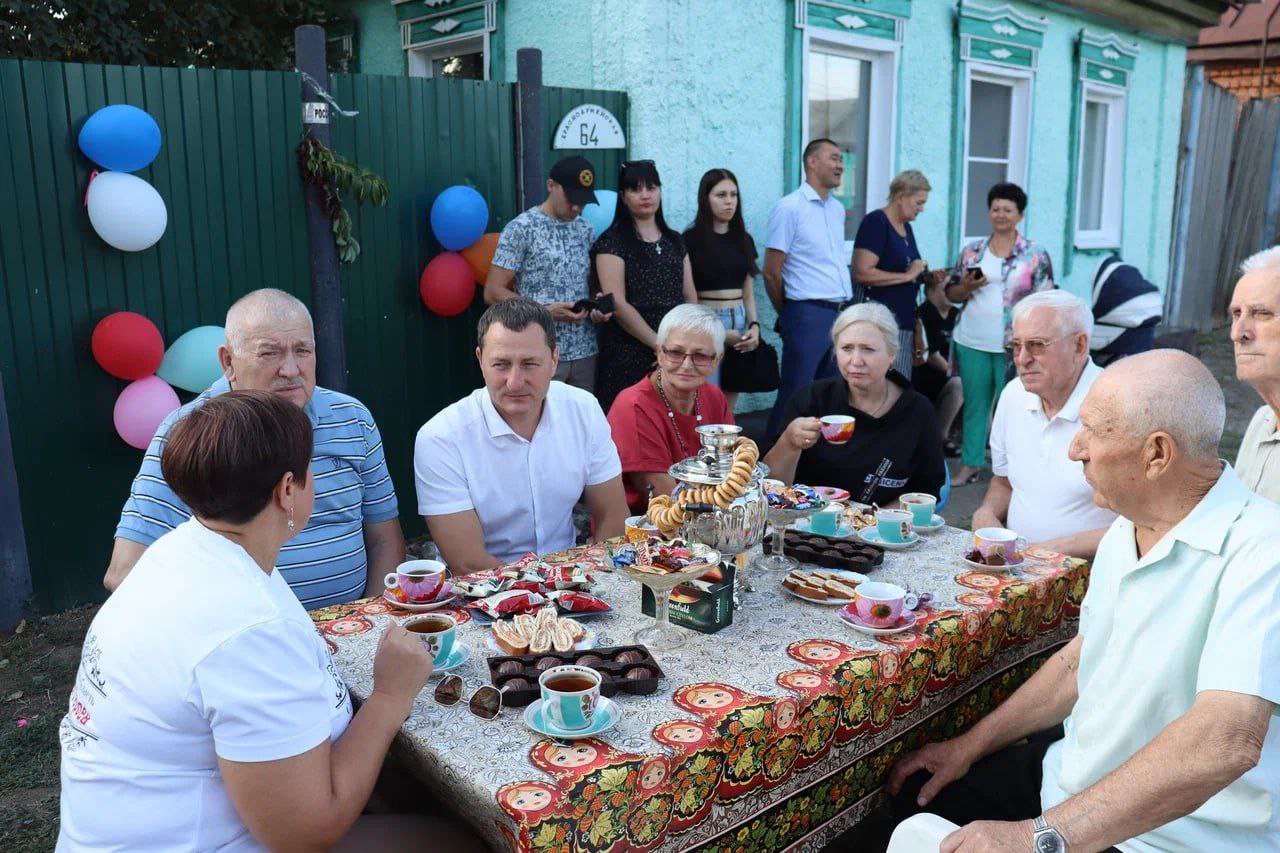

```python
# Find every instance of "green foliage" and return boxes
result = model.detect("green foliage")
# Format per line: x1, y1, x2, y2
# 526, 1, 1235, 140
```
298, 133, 389, 263
0, 1, 348, 71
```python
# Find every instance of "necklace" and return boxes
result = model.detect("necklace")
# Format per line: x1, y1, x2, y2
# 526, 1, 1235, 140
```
855, 383, 891, 418
654, 370, 701, 457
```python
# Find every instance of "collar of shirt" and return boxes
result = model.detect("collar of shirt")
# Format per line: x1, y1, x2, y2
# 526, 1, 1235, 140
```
1259, 408, 1280, 443
798, 181, 838, 208
478, 386, 552, 443
1124, 464, 1249, 573
1022, 359, 1100, 424
207, 376, 329, 427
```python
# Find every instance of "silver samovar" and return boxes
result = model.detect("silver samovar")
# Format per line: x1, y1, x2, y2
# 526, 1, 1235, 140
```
664, 424, 770, 556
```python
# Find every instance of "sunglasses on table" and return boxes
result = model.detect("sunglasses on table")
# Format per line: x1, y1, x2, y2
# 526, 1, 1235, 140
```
1003, 335, 1070, 357
659, 346, 716, 370
433, 675, 502, 720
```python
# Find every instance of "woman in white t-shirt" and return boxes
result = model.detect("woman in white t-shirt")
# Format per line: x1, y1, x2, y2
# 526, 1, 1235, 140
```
57, 391, 437, 852
944, 182, 1055, 486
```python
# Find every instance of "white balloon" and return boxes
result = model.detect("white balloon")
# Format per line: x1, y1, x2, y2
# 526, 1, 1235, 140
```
86, 171, 167, 252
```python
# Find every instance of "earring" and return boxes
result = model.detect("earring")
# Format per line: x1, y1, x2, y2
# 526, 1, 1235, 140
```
288, 509, 295, 532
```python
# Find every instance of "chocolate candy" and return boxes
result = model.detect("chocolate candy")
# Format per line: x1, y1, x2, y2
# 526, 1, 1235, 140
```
501, 678, 530, 691
575, 654, 604, 668
496, 660, 524, 675
614, 650, 644, 664
965, 549, 985, 564
536, 656, 563, 670
625, 666, 653, 680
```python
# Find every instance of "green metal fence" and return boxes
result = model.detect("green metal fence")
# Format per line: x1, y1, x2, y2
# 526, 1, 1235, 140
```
0, 58, 626, 611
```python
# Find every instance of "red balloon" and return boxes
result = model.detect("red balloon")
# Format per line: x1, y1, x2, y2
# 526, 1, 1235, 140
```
91, 311, 164, 379
419, 252, 476, 317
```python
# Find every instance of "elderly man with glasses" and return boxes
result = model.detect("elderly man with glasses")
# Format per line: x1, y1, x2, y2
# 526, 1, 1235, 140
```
970, 291, 1116, 558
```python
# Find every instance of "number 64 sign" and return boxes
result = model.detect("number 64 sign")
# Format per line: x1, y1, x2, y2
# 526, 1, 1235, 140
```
553, 104, 626, 150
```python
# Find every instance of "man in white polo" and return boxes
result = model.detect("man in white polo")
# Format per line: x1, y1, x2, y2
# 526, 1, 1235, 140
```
1230, 245, 1280, 502
971, 291, 1115, 559
889, 350, 1279, 852
413, 299, 628, 573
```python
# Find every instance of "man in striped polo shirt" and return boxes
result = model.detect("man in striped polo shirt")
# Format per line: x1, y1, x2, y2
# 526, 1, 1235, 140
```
103, 289, 404, 609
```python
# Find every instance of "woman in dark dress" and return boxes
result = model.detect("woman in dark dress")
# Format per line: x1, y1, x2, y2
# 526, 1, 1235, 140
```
763, 301, 944, 506
852, 169, 934, 379
593, 160, 697, 411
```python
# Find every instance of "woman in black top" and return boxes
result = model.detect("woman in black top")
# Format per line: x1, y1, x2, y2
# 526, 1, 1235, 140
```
852, 170, 934, 379
913, 272, 963, 456
684, 168, 760, 411
763, 301, 944, 506
594, 160, 697, 412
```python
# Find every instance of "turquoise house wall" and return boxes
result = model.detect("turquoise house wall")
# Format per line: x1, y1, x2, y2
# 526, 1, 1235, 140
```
350, 0, 405, 75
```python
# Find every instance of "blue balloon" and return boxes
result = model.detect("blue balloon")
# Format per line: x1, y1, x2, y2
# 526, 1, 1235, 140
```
78, 105, 162, 172
156, 325, 225, 393
581, 190, 617, 240
430, 185, 489, 251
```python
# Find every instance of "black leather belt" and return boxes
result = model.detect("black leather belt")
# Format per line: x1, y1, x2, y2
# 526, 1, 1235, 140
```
794, 297, 857, 312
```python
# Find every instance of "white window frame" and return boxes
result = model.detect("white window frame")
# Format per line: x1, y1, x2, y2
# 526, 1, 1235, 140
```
1074, 82, 1126, 249
960, 62, 1032, 244
407, 32, 489, 80
801, 29, 899, 262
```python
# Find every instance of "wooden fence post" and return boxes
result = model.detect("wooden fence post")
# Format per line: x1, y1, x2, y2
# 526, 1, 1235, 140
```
0, 365, 32, 630
296, 24, 348, 393
516, 48, 544, 211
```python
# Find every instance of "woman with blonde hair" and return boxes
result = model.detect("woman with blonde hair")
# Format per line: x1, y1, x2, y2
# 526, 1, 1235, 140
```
852, 169, 937, 378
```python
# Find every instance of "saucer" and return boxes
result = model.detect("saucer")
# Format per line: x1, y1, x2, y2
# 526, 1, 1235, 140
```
486, 628, 597, 655
962, 556, 1025, 572
523, 696, 621, 740
913, 514, 946, 534
856, 528, 921, 550
383, 590, 457, 612
838, 606, 919, 636
792, 516, 858, 539
432, 643, 471, 673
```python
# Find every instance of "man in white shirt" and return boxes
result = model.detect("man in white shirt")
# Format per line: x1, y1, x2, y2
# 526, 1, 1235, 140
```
414, 299, 628, 572
764, 138, 852, 438
889, 349, 1279, 852
972, 291, 1115, 558
1230, 245, 1280, 502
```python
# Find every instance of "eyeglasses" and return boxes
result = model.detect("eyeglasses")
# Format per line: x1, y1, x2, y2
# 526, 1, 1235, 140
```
433, 675, 502, 720
1004, 335, 1070, 357
659, 346, 715, 370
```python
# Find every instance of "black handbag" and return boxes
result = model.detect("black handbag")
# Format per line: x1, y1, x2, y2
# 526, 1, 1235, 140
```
719, 339, 780, 393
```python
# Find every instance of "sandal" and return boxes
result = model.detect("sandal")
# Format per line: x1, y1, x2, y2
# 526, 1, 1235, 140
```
943, 440, 961, 458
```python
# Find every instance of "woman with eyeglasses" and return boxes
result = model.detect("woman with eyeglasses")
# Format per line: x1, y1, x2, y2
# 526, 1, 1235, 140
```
606, 304, 733, 513
57, 392, 482, 851
593, 160, 698, 412
945, 182, 1055, 487
683, 168, 760, 411
763, 302, 945, 507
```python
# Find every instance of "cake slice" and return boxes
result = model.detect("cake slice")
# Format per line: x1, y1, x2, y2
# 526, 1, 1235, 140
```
528, 623, 553, 655
491, 621, 530, 655
551, 621, 576, 653
823, 578, 859, 600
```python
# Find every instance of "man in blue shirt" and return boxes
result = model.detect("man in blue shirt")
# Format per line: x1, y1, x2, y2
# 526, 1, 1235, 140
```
764, 138, 852, 440
104, 289, 404, 609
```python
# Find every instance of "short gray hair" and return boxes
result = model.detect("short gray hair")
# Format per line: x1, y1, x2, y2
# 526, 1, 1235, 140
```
656, 304, 725, 355
225, 289, 313, 353
1103, 349, 1224, 459
1240, 245, 1280, 278
1011, 290, 1093, 339
830, 301, 899, 356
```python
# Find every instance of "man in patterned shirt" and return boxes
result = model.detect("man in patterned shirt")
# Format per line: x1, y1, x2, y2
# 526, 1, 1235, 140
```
484, 155, 612, 393
103, 289, 405, 609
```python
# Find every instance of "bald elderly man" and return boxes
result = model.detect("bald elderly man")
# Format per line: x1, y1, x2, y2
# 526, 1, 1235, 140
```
888, 350, 1279, 852
105, 289, 404, 609
1231, 245, 1280, 503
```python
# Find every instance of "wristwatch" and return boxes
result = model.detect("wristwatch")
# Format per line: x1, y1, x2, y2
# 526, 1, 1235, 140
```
1032, 816, 1066, 853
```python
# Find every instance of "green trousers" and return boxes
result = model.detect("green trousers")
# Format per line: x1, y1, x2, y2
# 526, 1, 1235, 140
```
955, 342, 1006, 469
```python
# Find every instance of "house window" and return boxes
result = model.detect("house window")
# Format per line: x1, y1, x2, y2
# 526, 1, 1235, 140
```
1075, 84, 1126, 247
803, 35, 897, 253
408, 34, 486, 80
962, 67, 1031, 242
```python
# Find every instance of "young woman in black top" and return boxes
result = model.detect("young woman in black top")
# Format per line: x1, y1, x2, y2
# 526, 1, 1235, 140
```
683, 168, 760, 411
764, 301, 944, 506
913, 273, 963, 456
593, 160, 697, 412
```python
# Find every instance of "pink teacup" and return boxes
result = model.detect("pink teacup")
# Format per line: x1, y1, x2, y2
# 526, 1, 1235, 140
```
820, 415, 856, 445
384, 559, 447, 603
852, 581, 906, 628
971, 528, 1028, 564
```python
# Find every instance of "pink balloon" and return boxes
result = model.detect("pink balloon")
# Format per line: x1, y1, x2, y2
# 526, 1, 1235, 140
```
113, 376, 180, 450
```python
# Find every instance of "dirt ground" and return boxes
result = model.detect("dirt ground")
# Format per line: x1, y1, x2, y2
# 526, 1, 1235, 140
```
0, 328, 1263, 852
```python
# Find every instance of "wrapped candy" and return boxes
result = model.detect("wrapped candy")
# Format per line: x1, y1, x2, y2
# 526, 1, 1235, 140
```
547, 590, 611, 613
545, 564, 594, 590
469, 589, 547, 618
453, 577, 506, 598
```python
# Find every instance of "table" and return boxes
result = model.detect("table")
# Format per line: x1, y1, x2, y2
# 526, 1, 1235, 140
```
310, 527, 1088, 852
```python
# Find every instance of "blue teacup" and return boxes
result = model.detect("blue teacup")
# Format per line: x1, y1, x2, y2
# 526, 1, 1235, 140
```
810, 508, 841, 536
875, 509, 914, 544
539, 665, 601, 731
404, 614, 456, 664
899, 493, 937, 527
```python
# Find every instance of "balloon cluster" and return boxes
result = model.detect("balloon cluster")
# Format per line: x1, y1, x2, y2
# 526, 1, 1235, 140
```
91, 312, 224, 449
79, 105, 167, 252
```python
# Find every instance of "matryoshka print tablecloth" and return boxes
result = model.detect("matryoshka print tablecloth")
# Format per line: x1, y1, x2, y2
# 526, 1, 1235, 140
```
311, 529, 1087, 851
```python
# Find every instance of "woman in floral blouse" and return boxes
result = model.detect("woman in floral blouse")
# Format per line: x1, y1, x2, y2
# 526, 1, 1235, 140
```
945, 182, 1055, 485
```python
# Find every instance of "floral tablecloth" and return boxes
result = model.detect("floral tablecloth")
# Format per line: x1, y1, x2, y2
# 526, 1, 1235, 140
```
310, 527, 1088, 852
